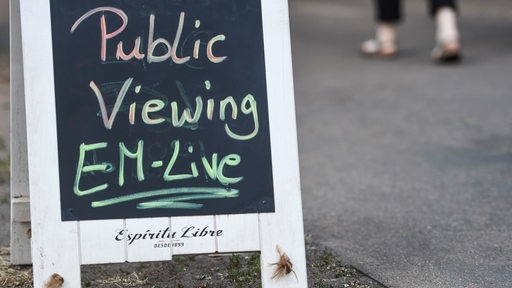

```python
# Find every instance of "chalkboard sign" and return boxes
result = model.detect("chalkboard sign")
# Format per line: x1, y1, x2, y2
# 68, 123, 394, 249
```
49, 0, 275, 221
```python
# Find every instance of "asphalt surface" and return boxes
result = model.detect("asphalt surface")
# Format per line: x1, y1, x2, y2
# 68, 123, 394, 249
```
1, 1, 512, 287
291, 0, 512, 287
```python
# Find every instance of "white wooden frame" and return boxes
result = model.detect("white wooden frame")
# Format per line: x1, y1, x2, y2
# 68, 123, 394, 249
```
11, 0, 307, 287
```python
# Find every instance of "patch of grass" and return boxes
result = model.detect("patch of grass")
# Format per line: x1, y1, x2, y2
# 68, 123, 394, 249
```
0, 157, 9, 184
175, 279, 184, 288
0, 57, 9, 84
0, 194, 7, 204
94, 272, 148, 287
1, 241, 385, 288
226, 253, 261, 288
308, 247, 374, 288
172, 255, 189, 274
0, 137, 9, 184
318, 249, 355, 277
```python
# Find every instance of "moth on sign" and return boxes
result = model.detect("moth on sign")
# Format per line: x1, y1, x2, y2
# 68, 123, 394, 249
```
48, 0, 275, 221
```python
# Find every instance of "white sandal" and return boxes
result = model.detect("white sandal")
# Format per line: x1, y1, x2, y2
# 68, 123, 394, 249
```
361, 39, 397, 57
431, 40, 461, 63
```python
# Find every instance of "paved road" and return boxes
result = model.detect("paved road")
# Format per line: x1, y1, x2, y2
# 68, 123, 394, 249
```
291, 0, 512, 287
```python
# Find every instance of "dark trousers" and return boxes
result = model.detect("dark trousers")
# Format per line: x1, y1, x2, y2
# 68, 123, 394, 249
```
376, 0, 458, 23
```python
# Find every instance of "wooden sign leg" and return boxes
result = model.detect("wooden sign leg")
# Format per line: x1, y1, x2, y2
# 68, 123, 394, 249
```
260, 214, 308, 288
18, 0, 82, 286
258, 127, 307, 288
258, 0, 308, 286
10, 0, 32, 266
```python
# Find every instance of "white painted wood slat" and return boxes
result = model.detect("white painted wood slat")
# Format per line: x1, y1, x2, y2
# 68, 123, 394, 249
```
215, 214, 260, 253
171, 215, 216, 255
125, 218, 172, 262
79, 220, 126, 265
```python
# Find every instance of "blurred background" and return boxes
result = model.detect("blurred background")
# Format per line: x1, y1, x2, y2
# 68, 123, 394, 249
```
1, 1, 512, 287
0, 1, 7, 54
0, 0, 9, 249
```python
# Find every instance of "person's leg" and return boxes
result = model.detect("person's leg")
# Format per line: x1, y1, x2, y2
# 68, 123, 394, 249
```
429, 0, 461, 62
376, 0, 402, 23
429, 0, 457, 16
361, 0, 401, 56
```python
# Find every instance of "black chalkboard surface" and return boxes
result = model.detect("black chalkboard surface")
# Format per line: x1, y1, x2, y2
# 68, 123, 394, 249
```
49, 0, 275, 221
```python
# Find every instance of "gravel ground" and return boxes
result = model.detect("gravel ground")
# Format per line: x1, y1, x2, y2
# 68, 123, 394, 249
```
1, 241, 385, 288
